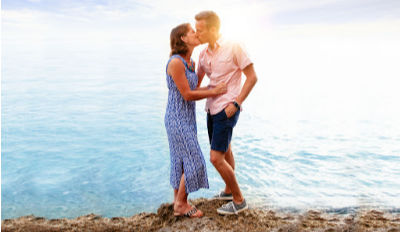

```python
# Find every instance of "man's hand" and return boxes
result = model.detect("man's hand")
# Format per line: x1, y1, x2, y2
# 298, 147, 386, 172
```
224, 103, 237, 118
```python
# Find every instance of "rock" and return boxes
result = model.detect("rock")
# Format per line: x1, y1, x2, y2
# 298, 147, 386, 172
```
2, 199, 400, 232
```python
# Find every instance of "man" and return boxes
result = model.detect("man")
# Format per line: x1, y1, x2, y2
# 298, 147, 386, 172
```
195, 11, 258, 215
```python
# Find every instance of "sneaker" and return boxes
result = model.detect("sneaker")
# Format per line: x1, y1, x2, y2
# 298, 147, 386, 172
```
217, 199, 248, 215
212, 191, 233, 200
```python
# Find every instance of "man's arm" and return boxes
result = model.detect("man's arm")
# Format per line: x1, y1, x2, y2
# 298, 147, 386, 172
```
236, 64, 257, 105
196, 70, 207, 90
224, 64, 258, 118
196, 61, 206, 89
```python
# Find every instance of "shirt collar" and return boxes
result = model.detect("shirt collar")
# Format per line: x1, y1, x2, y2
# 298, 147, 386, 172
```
207, 36, 223, 53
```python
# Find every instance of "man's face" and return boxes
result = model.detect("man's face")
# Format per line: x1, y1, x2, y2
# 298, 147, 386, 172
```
195, 20, 210, 44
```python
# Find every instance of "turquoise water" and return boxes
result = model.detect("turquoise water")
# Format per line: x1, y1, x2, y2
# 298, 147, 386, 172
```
2, 42, 400, 219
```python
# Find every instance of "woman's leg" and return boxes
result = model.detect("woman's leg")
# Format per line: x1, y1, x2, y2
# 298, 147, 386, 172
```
173, 173, 203, 217
174, 173, 189, 212
173, 189, 178, 205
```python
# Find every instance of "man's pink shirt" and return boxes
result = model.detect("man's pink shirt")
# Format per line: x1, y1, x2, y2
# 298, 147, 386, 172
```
198, 37, 252, 115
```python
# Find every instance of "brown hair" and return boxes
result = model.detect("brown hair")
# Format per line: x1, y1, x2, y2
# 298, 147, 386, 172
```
170, 23, 190, 57
195, 11, 220, 31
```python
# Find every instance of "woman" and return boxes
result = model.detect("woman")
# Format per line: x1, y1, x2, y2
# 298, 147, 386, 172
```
165, 23, 227, 218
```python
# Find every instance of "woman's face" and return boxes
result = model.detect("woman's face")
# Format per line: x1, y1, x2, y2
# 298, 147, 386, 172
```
181, 25, 200, 47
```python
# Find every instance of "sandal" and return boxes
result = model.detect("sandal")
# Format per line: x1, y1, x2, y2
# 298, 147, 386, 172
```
174, 206, 203, 218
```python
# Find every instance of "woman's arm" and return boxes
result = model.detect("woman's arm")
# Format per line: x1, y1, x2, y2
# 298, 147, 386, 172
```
168, 58, 226, 101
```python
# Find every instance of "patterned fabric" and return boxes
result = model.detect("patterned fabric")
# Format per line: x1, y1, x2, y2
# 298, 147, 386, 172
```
164, 55, 209, 193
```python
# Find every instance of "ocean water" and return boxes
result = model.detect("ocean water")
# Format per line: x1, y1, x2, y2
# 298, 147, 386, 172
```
2, 41, 400, 219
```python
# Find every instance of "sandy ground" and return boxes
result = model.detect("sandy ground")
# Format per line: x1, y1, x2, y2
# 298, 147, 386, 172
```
2, 198, 400, 231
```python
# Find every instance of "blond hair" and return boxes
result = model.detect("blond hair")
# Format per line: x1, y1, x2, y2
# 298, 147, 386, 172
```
195, 11, 220, 31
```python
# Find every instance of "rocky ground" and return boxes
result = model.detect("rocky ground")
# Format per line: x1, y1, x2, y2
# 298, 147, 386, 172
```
2, 198, 400, 231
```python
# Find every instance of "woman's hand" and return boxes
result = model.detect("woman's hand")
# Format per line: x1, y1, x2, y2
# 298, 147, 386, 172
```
213, 82, 227, 95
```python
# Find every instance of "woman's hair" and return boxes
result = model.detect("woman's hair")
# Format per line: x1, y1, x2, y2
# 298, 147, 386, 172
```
195, 11, 220, 31
170, 23, 190, 57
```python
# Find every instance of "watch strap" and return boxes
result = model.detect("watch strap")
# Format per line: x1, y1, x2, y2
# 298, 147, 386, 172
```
233, 101, 241, 110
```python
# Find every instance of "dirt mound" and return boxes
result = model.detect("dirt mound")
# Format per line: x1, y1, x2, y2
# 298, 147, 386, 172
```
2, 198, 400, 231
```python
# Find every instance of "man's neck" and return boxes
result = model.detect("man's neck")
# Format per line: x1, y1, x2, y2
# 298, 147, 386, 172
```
208, 34, 220, 51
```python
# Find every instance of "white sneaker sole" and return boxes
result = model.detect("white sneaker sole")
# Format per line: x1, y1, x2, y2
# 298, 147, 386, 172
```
217, 204, 248, 215
212, 196, 234, 201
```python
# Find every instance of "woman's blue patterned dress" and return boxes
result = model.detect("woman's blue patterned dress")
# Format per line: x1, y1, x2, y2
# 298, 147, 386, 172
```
164, 55, 209, 193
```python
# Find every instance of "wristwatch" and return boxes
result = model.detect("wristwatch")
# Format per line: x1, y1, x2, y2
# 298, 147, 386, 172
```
233, 101, 241, 111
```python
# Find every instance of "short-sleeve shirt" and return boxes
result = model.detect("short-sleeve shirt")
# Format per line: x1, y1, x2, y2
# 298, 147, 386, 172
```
198, 37, 252, 115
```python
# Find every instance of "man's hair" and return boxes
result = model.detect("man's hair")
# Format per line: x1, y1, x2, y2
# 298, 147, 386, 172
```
170, 23, 190, 57
195, 11, 220, 31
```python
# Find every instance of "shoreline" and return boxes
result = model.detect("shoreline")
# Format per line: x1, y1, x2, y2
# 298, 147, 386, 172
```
2, 198, 400, 232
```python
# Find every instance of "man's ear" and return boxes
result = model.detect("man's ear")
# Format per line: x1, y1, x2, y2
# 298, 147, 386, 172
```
210, 26, 218, 35
210, 27, 216, 34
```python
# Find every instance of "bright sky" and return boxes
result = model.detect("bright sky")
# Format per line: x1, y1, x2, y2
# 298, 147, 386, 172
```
3, 0, 400, 121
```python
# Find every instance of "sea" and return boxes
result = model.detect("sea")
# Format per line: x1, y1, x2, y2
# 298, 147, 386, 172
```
2, 38, 400, 219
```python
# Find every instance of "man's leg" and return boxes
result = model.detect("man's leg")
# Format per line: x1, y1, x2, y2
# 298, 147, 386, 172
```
223, 144, 235, 194
210, 148, 243, 204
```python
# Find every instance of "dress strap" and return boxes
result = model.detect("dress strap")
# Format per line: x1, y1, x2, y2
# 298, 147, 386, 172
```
166, 54, 191, 74
172, 54, 188, 66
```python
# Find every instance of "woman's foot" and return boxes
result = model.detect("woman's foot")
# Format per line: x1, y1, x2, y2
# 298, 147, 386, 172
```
174, 202, 203, 218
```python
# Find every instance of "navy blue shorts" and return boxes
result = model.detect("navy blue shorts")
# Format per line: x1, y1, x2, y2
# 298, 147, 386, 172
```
207, 109, 240, 153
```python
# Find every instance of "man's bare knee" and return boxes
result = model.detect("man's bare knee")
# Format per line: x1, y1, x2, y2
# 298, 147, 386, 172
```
210, 150, 225, 166
226, 145, 231, 154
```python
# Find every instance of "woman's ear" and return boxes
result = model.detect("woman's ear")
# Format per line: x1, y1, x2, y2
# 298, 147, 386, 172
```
181, 35, 187, 44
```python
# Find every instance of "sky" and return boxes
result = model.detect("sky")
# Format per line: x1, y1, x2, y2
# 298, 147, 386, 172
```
3, 0, 400, 43
2, 0, 400, 121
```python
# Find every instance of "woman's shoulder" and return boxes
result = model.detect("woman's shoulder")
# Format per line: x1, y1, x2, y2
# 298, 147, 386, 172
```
167, 56, 186, 75
168, 57, 185, 67
169, 57, 184, 66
